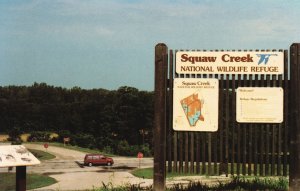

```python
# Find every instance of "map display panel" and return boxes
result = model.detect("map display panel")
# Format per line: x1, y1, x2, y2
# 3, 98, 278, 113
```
173, 78, 218, 132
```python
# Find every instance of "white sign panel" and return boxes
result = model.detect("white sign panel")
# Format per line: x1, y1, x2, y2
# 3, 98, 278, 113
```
176, 51, 284, 74
236, 87, 283, 123
0, 145, 40, 167
173, 78, 218, 132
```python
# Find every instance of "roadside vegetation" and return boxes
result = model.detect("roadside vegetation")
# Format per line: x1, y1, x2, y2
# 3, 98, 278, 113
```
91, 176, 288, 191
28, 148, 56, 160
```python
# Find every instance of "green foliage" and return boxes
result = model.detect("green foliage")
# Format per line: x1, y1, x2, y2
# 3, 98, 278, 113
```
27, 131, 51, 142
91, 177, 288, 191
7, 126, 22, 144
71, 133, 96, 149
57, 130, 72, 142
0, 83, 154, 155
91, 182, 153, 191
115, 140, 152, 156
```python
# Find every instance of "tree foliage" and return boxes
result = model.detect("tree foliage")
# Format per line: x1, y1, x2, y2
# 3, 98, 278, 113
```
0, 83, 154, 154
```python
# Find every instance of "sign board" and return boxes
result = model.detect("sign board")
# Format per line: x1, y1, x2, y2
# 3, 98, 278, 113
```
176, 51, 284, 74
236, 87, 283, 123
173, 78, 218, 131
43, 143, 49, 149
0, 145, 40, 167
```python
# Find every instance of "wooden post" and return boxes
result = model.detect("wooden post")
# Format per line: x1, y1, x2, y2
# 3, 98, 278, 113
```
16, 166, 26, 191
153, 43, 168, 191
290, 43, 300, 190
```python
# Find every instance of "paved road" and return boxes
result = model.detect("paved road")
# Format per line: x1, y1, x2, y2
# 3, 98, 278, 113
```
23, 144, 154, 191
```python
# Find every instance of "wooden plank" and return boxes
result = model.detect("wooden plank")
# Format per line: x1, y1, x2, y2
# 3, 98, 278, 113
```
179, 132, 183, 173
173, 132, 178, 172
208, 133, 212, 176
201, 133, 206, 174
225, 74, 230, 176
231, 74, 236, 176
167, 49, 174, 173
196, 132, 200, 174
178, 73, 184, 174
260, 75, 265, 176
278, 73, 283, 176
254, 74, 259, 176
196, 74, 201, 174
185, 132, 189, 173
214, 75, 218, 175
237, 74, 242, 176
208, 74, 213, 176
242, 74, 247, 176
271, 74, 277, 175
248, 74, 253, 175
265, 74, 271, 176
283, 50, 288, 176
219, 74, 224, 175
173, 51, 179, 173
153, 43, 168, 190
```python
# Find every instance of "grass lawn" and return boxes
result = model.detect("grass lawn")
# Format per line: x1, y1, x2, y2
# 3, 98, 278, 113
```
0, 173, 57, 191
28, 148, 56, 160
131, 166, 289, 179
131, 167, 202, 179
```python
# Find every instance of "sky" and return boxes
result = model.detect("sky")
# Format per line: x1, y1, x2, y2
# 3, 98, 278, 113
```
0, 0, 300, 91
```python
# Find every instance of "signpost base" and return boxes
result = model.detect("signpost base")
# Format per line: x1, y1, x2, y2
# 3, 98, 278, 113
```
16, 166, 26, 191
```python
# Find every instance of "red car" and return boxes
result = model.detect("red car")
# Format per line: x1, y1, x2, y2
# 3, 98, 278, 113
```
84, 154, 114, 166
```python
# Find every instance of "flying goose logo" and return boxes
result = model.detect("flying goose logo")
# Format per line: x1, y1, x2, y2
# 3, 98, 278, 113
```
256, 54, 278, 65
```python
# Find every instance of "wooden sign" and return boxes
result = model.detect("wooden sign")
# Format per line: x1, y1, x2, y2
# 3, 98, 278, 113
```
176, 51, 284, 75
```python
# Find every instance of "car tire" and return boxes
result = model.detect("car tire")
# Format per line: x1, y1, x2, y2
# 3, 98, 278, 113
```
107, 162, 112, 166
88, 162, 93, 167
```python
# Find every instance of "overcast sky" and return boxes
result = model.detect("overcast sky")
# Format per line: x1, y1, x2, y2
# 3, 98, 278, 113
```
1, 0, 299, 91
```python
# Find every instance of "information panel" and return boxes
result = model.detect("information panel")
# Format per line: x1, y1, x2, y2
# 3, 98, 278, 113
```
0, 145, 40, 167
236, 87, 283, 123
176, 51, 284, 75
173, 78, 218, 131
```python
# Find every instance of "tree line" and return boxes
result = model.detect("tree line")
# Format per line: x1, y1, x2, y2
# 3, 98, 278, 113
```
0, 82, 154, 156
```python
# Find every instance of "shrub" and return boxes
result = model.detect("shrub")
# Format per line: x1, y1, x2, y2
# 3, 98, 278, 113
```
7, 126, 22, 144
27, 131, 51, 142
57, 130, 71, 142
71, 133, 95, 149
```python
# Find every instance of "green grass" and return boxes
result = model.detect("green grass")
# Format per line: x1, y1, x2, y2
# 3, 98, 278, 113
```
131, 167, 154, 179
0, 173, 57, 191
131, 167, 202, 179
28, 148, 56, 160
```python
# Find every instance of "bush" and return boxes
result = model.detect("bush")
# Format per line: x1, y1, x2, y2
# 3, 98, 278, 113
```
27, 131, 51, 142
7, 126, 22, 144
115, 140, 151, 156
71, 133, 95, 149
57, 130, 71, 142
